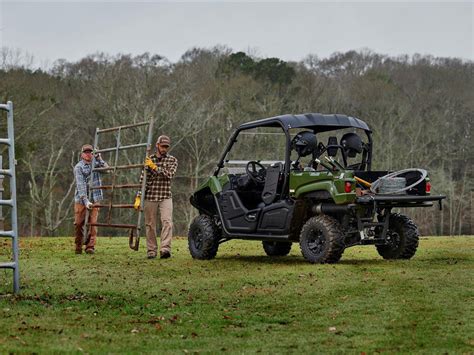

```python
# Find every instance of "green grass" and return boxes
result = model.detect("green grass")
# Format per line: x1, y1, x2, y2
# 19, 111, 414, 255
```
0, 236, 473, 353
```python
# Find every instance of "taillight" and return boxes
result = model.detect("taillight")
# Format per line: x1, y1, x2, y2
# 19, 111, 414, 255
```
345, 181, 352, 193
425, 181, 431, 193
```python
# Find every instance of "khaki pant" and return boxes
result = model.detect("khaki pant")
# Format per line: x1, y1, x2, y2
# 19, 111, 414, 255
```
144, 199, 173, 257
74, 203, 99, 252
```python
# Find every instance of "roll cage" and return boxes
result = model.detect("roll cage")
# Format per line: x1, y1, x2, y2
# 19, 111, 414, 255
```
213, 113, 373, 198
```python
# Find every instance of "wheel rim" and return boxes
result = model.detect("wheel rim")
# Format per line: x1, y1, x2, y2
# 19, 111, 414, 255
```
193, 227, 204, 249
386, 230, 401, 250
307, 228, 326, 256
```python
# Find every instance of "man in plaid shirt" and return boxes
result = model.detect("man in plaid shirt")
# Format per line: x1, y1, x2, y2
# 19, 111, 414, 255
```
73, 144, 109, 254
136, 135, 178, 259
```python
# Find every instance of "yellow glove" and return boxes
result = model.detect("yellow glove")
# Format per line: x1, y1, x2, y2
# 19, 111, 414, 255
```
145, 156, 158, 171
133, 195, 141, 210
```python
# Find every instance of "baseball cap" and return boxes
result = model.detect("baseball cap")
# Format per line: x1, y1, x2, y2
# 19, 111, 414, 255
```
81, 144, 93, 152
156, 135, 171, 147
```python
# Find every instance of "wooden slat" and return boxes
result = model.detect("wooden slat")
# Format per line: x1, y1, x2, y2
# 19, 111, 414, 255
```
91, 184, 141, 190
93, 164, 143, 172
94, 204, 135, 209
88, 223, 137, 229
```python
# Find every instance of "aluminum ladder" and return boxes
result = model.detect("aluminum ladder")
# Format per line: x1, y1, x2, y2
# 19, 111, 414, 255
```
84, 120, 154, 250
0, 101, 19, 293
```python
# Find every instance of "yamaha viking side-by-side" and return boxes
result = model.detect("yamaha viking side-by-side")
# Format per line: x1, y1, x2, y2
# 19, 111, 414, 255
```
188, 114, 446, 263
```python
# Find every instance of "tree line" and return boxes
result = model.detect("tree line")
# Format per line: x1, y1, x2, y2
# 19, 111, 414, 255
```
0, 46, 472, 237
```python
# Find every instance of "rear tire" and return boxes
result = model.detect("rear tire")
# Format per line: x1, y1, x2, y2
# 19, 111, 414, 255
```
262, 241, 292, 257
299, 215, 345, 264
188, 215, 220, 260
376, 213, 419, 259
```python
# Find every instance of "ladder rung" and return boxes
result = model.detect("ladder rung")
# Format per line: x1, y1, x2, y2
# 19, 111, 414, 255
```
88, 223, 138, 229
0, 199, 13, 207
93, 164, 143, 172
96, 121, 150, 134
0, 262, 16, 269
0, 169, 12, 176
95, 204, 135, 209
0, 230, 14, 237
96, 143, 148, 154
0, 138, 11, 146
91, 184, 142, 190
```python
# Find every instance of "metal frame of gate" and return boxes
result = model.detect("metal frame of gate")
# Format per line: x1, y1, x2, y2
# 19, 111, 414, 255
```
84, 120, 154, 250
0, 101, 19, 294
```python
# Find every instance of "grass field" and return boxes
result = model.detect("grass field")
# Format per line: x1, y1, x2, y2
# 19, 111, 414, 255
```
0, 236, 473, 353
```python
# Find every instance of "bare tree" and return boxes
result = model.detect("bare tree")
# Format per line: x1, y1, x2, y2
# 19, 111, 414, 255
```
24, 141, 76, 237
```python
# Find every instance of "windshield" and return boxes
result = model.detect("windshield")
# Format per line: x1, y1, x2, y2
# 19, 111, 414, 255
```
221, 127, 287, 175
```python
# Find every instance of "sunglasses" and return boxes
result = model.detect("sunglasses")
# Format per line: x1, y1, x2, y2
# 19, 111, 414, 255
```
83, 150, 93, 154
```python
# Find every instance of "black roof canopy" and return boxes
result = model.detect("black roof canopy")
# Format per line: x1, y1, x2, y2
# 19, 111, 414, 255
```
239, 113, 371, 133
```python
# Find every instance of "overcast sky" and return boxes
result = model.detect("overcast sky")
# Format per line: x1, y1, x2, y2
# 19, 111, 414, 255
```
1, 1, 472, 68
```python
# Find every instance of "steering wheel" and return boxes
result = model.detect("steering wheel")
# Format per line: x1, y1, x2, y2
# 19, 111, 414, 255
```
246, 161, 267, 185
370, 169, 427, 194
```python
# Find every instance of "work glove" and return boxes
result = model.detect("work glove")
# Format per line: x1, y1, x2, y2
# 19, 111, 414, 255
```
84, 199, 93, 210
144, 156, 158, 171
133, 194, 141, 210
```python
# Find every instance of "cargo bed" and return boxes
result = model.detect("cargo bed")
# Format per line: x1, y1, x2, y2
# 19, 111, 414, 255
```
356, 194, 446, 208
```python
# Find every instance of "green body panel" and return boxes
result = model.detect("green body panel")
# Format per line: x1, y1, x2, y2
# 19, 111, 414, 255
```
195, 175, 229, 195
290, 170, 356, 204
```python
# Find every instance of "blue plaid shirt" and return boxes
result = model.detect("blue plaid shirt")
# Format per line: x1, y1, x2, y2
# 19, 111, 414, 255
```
74, 158, 108, 204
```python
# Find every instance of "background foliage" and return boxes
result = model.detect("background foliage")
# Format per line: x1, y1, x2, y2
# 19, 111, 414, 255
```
0, 47, 472, 236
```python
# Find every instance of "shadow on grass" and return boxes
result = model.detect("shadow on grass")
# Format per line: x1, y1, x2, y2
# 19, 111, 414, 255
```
337, 258, 391, 265
216, 254, 391, 266
340, 256, 472, 265
216, 254, 309, 265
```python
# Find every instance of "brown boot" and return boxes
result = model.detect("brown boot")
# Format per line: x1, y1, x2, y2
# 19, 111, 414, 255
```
75, 246, 82, 254
160, 251, 171, 259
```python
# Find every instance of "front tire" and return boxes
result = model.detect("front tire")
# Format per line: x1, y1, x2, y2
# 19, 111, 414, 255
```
188, 215, 220, 260
376, 213, 419, 259
262, 241, 292, 257
299, 215, 345, 264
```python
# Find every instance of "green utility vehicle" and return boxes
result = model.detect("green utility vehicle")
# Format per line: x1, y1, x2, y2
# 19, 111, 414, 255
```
188, 114, 445, 263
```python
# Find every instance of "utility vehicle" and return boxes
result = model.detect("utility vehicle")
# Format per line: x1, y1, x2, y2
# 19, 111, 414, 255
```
188, 114, 445, 263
